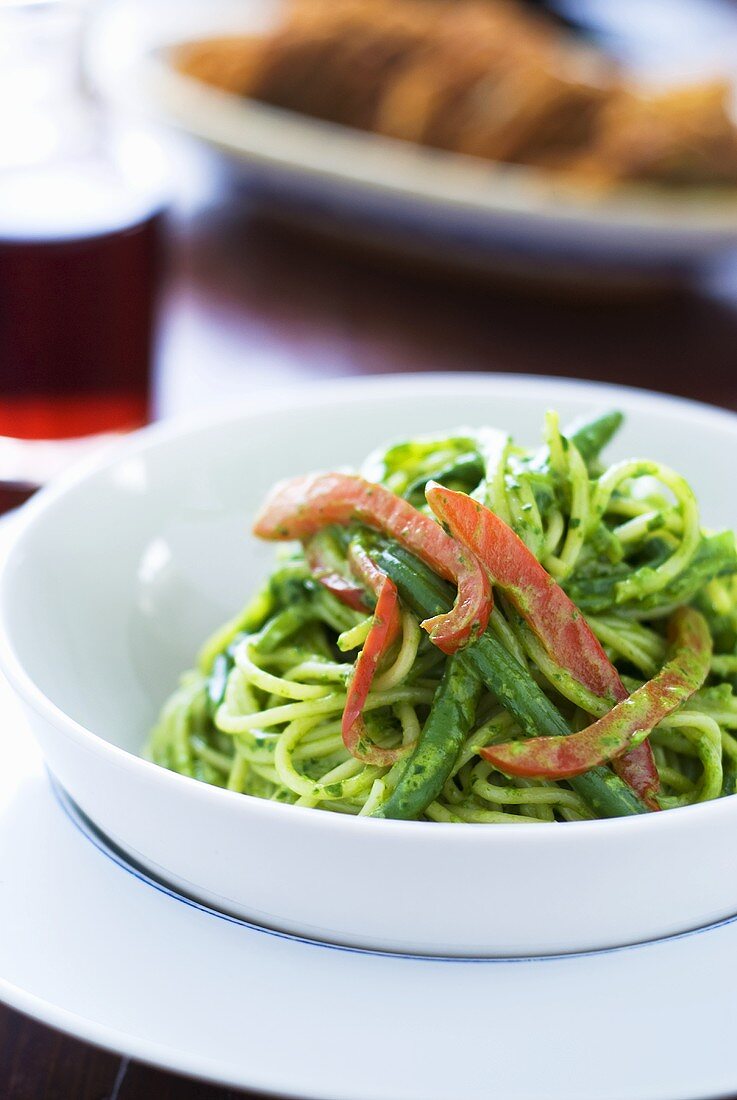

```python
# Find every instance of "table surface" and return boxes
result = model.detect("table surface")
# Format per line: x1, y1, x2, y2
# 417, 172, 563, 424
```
5, 149, 737, 1098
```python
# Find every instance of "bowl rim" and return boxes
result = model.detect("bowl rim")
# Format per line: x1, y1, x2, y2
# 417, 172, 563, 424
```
3, 370, 737, 844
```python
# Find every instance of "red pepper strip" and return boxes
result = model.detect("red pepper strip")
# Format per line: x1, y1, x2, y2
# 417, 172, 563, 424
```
304, 532, 366, 611
253, 473, 492, 654
613, 736, 660, 809
338, 544, 406, 765
481, 607, 711, 781
426, 483, 661, 807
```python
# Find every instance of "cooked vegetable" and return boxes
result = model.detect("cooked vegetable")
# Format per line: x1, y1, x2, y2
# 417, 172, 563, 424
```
340, 543, 405, 765
563, 410, 624, 469
253, 471, 492, 653
374, 654, 483, 820
426, 482, 660, 806
373, 544, 647, 819
482, 607, 711, 779
428, 482, 624, 699
304, 529, 366, 611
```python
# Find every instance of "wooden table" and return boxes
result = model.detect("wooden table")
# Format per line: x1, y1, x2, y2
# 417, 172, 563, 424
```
4, 160, 737, 1099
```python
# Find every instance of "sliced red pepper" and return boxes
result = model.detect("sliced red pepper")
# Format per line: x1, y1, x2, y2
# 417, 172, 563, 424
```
304, 530, 366, 611
426, 483, 661, 806
338, 544, 406, 765
348, 540, 399, 607
254, 473, 492, 654
481, 607, 711, 780
613, 737, 659, 809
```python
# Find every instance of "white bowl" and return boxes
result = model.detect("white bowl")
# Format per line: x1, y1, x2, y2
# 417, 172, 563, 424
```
3, 374, 737, 957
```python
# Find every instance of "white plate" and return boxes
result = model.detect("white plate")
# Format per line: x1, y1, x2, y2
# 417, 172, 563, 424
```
4, 633, 737, 1100
86, 0, 737, 279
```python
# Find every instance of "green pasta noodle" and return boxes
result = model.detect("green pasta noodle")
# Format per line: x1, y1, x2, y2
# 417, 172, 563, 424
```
148, 411, 737, 822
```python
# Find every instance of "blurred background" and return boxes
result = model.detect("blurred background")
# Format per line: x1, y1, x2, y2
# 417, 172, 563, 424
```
4, 0, 737, 1095
4, 0, 737, 518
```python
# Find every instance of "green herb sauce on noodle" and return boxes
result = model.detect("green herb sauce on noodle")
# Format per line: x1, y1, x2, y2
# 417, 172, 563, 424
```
148, 411, 737, 821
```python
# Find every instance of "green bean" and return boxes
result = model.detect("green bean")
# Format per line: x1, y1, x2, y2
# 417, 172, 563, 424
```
566, 411, 624, 468
373, 656, 483, 820
404, 453, 483, 503
254, 603, 316, 653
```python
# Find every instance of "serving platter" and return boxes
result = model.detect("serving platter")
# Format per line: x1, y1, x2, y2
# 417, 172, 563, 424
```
86, 0, 737, 282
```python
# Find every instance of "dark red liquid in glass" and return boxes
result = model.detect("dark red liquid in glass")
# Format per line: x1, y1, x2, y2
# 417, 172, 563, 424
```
0, 204, 164, 440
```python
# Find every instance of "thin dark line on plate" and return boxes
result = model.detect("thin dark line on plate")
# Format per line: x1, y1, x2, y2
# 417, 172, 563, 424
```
49, 773, 737, 967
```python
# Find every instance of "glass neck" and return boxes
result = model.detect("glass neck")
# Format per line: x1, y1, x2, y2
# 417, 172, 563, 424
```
0, 0, 98, 171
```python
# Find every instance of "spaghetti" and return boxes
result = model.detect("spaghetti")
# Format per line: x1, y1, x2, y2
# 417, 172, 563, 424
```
149, 410, 737, 821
